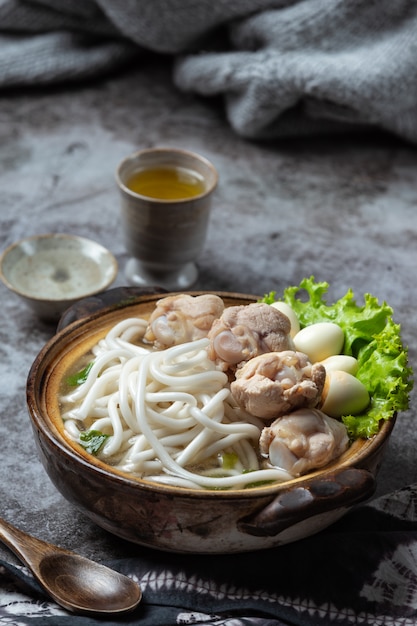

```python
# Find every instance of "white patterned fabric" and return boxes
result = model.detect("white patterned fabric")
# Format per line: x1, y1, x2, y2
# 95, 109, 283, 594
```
0, 484, 416, 625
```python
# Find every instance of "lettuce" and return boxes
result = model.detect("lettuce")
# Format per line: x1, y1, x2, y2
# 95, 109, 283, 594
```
261, 276, 413, 438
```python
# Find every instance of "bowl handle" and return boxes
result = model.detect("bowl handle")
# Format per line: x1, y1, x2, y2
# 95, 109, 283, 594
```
238, 467, 375, 537
57, 286, 167, 332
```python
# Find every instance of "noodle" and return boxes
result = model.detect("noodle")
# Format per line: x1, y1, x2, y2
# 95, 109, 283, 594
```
62, 321, 293, 489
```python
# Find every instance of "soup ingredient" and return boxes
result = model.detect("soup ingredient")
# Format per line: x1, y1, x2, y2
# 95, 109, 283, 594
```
79, 430, 110, 455
320, 370, 370, 418
62, 327, 293, 489
66, 362, 93, 387
144, 293, 224, 349
61, 280, 412, 490
126, 166, 206, 200
231, 351, 326, 420
261, 277, 413, 438
320, 354, 359, 375
293, 322, 344, 363
207, 303, 294, 371
259, 408, 349, 477
270, 301, 300, 337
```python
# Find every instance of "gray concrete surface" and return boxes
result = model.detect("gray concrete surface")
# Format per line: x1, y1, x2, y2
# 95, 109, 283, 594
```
0, 57, 416, 563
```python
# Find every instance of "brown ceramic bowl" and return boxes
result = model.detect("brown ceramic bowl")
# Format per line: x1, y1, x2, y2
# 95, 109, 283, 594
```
26, 288, 395, 554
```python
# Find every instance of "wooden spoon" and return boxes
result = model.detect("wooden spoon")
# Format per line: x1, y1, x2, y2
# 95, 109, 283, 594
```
0, 516, 142, 615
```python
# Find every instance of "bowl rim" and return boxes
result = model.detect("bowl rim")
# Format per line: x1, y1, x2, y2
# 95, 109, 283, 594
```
0, 233, 118, 303
26, 289, 396, 500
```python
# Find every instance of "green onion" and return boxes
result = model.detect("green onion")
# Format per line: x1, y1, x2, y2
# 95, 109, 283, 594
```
66, 362, 93, 387
79, 430, 109, 455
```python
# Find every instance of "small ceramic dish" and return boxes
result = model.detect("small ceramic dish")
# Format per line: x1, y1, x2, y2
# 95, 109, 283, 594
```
0, 234, 118, 322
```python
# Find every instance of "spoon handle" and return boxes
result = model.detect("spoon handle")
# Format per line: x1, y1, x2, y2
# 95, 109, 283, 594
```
0, 516, 56, 572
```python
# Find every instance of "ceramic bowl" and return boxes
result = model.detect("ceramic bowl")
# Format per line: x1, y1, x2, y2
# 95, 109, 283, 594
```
26, 288, 395, 554
0, 234, 118, 322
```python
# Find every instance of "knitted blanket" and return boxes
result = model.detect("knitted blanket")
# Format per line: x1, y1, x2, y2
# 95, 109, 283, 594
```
1, 0, 417, 141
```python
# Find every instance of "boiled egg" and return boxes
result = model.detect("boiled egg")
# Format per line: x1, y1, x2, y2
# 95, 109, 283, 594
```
270, 301, 300, 337
293, 322, 344, 363
320, 354, 359, 375
320, 370, 370, 417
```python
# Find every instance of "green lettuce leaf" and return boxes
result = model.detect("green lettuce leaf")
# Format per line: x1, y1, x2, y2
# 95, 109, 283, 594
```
261, 276, 413, 438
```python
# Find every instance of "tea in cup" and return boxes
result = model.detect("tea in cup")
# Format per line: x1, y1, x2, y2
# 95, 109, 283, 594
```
116, 147, 218, 290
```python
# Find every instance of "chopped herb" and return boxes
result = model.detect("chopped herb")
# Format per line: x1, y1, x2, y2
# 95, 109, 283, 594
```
66, 362, 93, 387
243, 480, 277, 489
79, 430, 109, 455
221, 452, 239, 470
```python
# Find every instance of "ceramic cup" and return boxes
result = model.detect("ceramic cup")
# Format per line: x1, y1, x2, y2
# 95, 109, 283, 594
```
116, 147, 218, 290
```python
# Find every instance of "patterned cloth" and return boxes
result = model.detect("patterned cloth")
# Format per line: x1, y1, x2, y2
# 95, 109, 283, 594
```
1, 484, 416, 625
1, 0, 417, 142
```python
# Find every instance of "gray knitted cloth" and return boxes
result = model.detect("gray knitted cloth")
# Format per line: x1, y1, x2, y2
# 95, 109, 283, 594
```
1, 0, 417, 141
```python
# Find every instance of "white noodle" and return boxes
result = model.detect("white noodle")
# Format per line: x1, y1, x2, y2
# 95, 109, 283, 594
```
62, 323, 293, 488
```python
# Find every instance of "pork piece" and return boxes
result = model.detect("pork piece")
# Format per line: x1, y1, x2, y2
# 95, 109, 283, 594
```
231, 351, 326, 420
144, 294, 224, 349
207, 303, 293, 371
259, 408, 349, 477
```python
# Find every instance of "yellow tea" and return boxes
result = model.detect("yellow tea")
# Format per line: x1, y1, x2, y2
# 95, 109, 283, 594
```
126, 166, 206, 200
